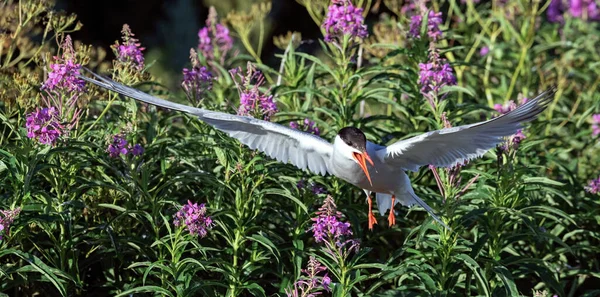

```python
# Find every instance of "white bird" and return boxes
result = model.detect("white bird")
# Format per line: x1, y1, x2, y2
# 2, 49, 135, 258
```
79, 70, 556, 231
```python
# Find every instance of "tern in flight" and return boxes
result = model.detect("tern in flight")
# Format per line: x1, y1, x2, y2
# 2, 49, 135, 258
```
80, 70, 556, 231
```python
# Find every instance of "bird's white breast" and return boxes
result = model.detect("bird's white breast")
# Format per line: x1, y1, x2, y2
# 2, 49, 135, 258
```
329, 141, 409, 194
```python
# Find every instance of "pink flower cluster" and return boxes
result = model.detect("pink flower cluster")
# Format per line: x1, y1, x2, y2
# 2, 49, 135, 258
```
418, 62, 456, 95
585, 176, 600, 194
107, 134, 144, 158
230, 65, 278, 121
173, 200, 214, 238
297, 179, 327, 195
310, 195, 352, 244
548, 0, 600, 23
198, 24, 233, 60
286, 256, 331, 296
494, 98, 529, 151
322, 0, 368, 43
114, 24, 145, 71
182, 66, 213, 104
289, 119, 320, 136
0, 207, 21, 241
42, 36, 85, 93
409, 10, 444, 41
25, 107, 62, 145
591, 114, 600, 137
198, 7, 233, 61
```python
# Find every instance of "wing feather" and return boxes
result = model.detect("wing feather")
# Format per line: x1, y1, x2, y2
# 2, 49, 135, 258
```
377, 87, 556, 171
80, 69, 334, 176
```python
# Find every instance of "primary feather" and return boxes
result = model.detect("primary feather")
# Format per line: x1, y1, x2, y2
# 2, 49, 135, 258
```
376, 87, 556, 171
79, 69, 334, 176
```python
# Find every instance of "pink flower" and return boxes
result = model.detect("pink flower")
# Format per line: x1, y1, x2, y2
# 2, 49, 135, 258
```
230, 64, 278, 121
174, 200, 214, 237
310, 195, 352, 244
286, 256, 331, 297
585, 176, 600, 194
418, 61, 456, 95
42, 36, 85, 93
480, 46, 489, 56
0, 207, 21, 241
289, 118, 320, 136
197, 7, 233, 61
322, 0, 368, 43
494, 98, 529, 151
591, 114, 600, 137
409, 10, 444, 40
107, 134, 144, 158
182, 66, 213, 104
25, 107, 63, 145
114, 24, 145, 71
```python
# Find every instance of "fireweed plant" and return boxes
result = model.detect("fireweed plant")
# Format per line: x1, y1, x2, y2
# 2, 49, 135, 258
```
1, 0, 599, 296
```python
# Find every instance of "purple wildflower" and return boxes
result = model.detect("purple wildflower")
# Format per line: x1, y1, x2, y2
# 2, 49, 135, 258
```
286, 256, 331, 297
430, 115, 479, 202
297, 178, 327, 195
107, 134, 144, 158
312, 184, 327, 195
591, 114, 600, 137
494, 99, 529, 151
173, 200, 214, 237
198, 7, 233, 61
548, 0, 565, 22
289, 118, 320, 136
322, 0, 368, 43
297, 179, 306, 189
310, 195, 352, 244
114, 24, 145, 71
25, 107, 63, 145
0, 207, 21, 241
418, 44, 457, 99
131, 144, 144, 156
585, 176, 600, 194
493, 100, 517, 114
480, 46, 489, 56
182, 65, 213, 104
43, 36, 85, 93
107, 134, 129, 158
409, 10, 444, 40
547, 0, 600, 22
231, 64, 278, 121
322, 275, 331, 291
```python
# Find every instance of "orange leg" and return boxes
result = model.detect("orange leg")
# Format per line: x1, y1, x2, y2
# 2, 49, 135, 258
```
388, 195, 396, 227
367, 196, 377, 230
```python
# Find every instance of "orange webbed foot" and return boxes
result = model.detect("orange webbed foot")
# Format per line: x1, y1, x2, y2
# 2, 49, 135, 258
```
387, 196, 396, 227
367, 196, 378, 230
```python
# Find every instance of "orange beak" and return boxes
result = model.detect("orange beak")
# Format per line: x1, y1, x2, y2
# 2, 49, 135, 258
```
352, 151, 375, 186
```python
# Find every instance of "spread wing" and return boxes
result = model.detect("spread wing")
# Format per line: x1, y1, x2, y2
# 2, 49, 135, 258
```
79, 70, 334, 176
376, 87, 556, 171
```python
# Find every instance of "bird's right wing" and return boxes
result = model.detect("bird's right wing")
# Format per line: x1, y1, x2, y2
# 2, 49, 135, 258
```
79, 69, 334, 176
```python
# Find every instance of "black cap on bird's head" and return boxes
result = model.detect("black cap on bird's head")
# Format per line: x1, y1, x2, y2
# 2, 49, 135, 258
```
338, 127, 367, 151
338, 127, 374, 185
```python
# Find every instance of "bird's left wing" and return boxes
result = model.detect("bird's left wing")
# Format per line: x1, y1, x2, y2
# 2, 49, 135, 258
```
376, 87, 556, 171
79, 70, 334, 176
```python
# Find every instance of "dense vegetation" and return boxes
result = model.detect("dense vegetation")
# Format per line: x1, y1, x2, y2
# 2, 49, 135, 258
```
1, 0, 599, 296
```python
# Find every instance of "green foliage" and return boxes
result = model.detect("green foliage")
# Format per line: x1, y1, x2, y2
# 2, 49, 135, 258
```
1, 0, 600, 296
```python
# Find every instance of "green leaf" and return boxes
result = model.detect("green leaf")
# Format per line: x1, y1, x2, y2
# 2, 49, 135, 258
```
455, 254, 491, 297
493, 266, 519, 297
0, 249, 70, 297
115, 286, 175, 297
